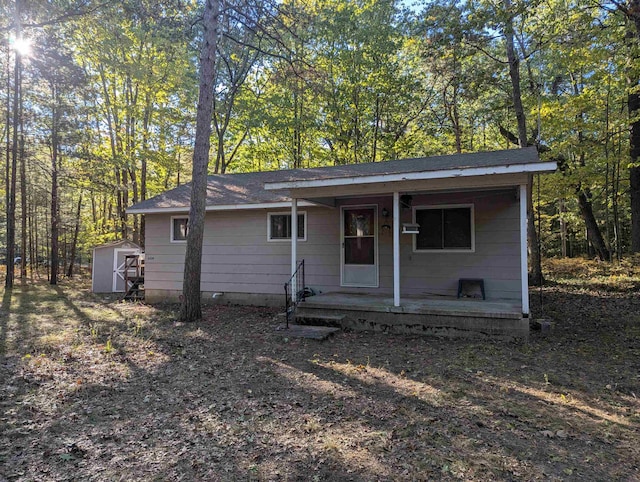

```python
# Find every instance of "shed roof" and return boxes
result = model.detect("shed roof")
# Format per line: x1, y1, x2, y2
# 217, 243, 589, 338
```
127, 147, 553, 214
93, 240, 140, 251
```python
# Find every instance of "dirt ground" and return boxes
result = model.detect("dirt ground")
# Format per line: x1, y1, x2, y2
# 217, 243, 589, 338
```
1, 274, 639, 480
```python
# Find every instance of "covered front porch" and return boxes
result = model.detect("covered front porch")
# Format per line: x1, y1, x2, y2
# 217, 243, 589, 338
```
295, 291, 527, 340
264, 148, 556, 339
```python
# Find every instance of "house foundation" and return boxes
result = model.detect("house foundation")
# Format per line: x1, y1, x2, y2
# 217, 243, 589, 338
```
296, 292, 528, 340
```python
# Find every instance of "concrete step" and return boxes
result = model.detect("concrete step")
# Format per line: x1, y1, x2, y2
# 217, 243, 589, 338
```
295, 312, 346, 327
275, 324, 341, 340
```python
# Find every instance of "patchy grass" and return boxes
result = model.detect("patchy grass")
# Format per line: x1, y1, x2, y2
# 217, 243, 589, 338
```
544, 256, 640, 291
1, 278, 639, 481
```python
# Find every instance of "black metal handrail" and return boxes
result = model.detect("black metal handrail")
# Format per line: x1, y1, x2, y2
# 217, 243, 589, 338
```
284, 260, 305, 329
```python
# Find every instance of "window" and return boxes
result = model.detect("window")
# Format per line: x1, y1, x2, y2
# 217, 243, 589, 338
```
343, 207, 375, 265
171, 216, 189, 242
267, 212, 306, 241
413, 205, 474, 252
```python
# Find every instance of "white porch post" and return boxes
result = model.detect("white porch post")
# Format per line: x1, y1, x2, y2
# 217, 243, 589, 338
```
393, 191, 400, 307
519, 184, 530, 316
290, 198, 298, 302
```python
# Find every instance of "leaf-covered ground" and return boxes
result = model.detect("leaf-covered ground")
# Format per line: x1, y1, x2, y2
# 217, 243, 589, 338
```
1, 272, 639, 480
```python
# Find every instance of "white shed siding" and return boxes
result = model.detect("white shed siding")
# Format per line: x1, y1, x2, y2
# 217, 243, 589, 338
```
91, 241, 140, 293
143, 188, 521, 301
92, 247, 117, 293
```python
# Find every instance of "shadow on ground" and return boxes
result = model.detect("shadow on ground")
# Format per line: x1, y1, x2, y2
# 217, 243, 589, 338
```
1, 282, 639, 481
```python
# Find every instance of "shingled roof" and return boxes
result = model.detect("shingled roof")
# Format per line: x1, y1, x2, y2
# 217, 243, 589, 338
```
127, 170, 294, 213
127, 147, 551, 214
265, 146, 541, 185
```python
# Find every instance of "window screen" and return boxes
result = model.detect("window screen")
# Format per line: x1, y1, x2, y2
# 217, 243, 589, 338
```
415, 207, 472, 250
269, 214, 305, 240
172, 218, 188, 241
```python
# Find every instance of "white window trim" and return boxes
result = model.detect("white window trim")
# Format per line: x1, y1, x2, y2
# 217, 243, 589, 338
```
267, 211, 307, 242
170, 215, 189, 243
412, 203, 475, 253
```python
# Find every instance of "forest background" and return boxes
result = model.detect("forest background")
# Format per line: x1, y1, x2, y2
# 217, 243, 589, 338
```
1, 0, 639, 286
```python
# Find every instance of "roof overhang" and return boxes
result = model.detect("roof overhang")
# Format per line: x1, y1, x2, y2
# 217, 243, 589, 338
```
126, 200, 323, 215
92, 240, 139, 252
264, 161, 557, 191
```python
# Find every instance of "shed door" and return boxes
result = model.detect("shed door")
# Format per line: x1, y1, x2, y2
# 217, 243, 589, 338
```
341, 206, 378, 287
113, 248, 140, 292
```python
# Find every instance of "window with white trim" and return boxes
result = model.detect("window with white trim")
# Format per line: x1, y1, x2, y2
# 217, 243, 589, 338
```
267, 212, 306, 241
413, 204, 474, 252
171, 216, 189, 242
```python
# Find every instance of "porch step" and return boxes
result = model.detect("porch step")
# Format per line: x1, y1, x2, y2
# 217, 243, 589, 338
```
295, 312, 346, 327
275, 324, 341, 340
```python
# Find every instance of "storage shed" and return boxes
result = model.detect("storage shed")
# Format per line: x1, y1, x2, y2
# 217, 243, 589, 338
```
91, 240, 141, 293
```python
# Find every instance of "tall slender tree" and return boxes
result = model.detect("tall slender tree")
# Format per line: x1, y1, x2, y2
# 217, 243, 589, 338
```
610, 1, 640, 251
179, 0, 220, 322
502, 0, 543, 285
5, 0, 23, 288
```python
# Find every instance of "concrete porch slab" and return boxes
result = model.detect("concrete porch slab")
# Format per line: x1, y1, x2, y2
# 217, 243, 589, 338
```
296, 292, 527, 340
301, 292, 522, 318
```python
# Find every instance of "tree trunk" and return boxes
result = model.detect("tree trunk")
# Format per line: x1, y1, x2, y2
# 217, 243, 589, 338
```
215, 128, 225, 173
559, 199, 567, 257
19, 75, 26, 279
621, 3, 640, 251
372, 94, 380, 162
34, 203, 39, 273
293, 87, 301, 169
577, 189, 610, 261
613, 142, 622, 260
614, 0, 640, 253
115, 169, 124, 237
179, 0, 220, 322
45, 207, 50, 281
630, 165, 640, 251
504, 0, 527, 148
50, 87, 60, 285
353, 86, 359, 164
128, 166, 139, 244
452, 87, 462, 154
29, 198, 35, 279
66, 195, 82, 277
503, 0, 543, 284
62, 229, 67, 277
527, 174, 543, 285
140, 99, 152, 249
29, 197, 35, 279
6, 38, 21, 288
4, 44, 10, 283
631, 89, 640, 251
120, 167, 129, 238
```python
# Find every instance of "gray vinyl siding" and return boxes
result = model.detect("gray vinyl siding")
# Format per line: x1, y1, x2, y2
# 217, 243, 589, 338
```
332, 190, 520, 300
398, 190, 521, 300
143, 188, 521, 301
144, 208, 341, 295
